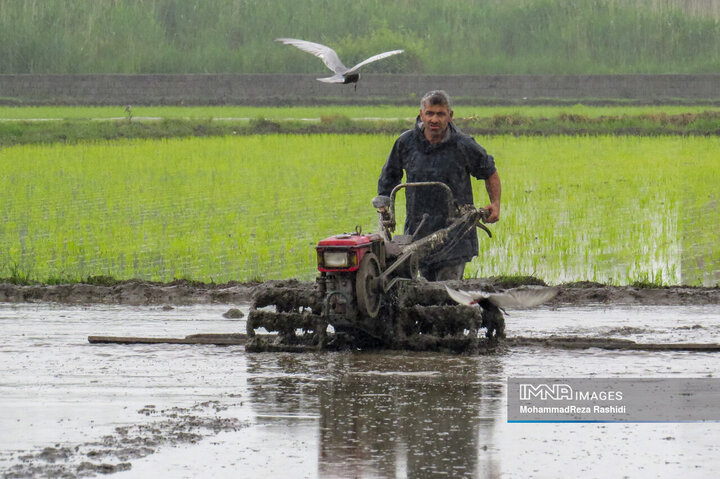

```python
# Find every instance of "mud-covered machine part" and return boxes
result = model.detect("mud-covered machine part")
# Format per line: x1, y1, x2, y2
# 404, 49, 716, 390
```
246, 182, 499, 353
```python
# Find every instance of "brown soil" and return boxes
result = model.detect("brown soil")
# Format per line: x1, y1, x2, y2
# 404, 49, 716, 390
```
548, 281, 720, 306
0, 279, 257, 306
1, 278, 719, 307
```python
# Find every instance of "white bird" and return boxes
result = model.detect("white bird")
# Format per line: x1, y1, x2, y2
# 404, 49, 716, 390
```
275, 38, 404, 86
445, 285, 559, 310
445, 285, 558, 339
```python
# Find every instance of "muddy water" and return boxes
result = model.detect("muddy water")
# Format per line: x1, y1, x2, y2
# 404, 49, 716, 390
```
2, 303, 720, 478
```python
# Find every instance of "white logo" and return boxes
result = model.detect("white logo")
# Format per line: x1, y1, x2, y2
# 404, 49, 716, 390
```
520, 383, 573, 401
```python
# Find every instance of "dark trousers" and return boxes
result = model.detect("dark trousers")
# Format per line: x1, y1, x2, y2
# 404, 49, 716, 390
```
419, 261, 466, 281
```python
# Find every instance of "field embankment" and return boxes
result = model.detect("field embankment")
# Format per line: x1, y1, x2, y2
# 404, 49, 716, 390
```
1, 278, 720, 307
3, 74, 720, 106
5, 108, 720, 147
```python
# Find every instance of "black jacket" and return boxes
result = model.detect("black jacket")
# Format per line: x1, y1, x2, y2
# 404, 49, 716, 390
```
377, 117, 496, 265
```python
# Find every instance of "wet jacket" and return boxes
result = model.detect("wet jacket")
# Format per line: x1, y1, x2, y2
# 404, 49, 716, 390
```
377, 117, 496, 265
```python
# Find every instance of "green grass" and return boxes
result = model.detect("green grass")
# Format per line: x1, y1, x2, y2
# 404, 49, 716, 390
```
4, 105, 720, 121
3, 0, 720, 75
1, 134, 718, 286
5, 106, 720, 148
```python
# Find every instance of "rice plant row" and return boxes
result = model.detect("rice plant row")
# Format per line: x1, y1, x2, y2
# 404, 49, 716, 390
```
1, 134, 718, 286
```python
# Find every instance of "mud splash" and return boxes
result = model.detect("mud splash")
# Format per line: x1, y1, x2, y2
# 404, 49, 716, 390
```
244, 279, 720, 353
245, 280, 500, 353
2, 400, 246, 479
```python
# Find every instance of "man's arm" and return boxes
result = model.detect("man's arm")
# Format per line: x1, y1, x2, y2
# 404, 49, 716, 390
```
483, 171, 501, 223
463, 137, 499, 221
377, 138, 405, 197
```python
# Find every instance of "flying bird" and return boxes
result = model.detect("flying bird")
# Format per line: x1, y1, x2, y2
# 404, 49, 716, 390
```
445, 285, 559, 310
445, 285, 559, 339
275, 38, 404, 87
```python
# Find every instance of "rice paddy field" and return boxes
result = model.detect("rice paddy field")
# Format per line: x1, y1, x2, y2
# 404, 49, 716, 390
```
1, 129, 718, 286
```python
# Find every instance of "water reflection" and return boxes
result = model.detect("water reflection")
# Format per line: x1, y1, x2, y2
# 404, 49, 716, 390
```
247, 352, 505, 478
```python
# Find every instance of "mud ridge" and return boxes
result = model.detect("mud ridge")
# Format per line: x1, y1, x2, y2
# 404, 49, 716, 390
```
0, 279, 257, 306
1, 279, 720, 306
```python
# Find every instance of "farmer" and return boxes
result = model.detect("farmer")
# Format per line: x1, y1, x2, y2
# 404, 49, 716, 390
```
377, 90, 501, 281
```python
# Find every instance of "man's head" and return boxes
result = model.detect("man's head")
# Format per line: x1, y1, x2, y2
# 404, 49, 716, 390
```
420, 90, 453, 144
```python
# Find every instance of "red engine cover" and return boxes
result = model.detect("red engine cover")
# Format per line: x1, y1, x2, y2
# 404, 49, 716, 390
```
317, 233, 380, 246
316, 233, 382, 273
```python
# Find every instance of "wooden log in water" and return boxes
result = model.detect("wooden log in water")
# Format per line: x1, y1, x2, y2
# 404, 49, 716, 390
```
88, 333, 248, 345
506, 336, 720, 352
88, 333, 720, 352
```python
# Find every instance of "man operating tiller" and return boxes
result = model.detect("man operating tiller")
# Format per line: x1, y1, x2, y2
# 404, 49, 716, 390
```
377, 90, 502, 281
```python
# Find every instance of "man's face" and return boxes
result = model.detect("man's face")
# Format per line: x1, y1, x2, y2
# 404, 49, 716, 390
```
420, 103, 453, 143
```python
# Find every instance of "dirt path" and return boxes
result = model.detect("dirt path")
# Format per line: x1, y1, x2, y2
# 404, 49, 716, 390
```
1, 279, 718, 307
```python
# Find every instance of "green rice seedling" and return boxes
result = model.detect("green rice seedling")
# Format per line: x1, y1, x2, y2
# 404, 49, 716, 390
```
1, 134, 718, 285
469, 135, 719, 286
0, 135, 386, 283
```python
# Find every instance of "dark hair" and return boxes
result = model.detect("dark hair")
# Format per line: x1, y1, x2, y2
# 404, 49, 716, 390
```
421, 90, 452, 110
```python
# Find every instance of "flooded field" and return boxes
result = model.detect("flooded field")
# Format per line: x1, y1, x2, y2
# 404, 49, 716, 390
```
2, 301, 720, 478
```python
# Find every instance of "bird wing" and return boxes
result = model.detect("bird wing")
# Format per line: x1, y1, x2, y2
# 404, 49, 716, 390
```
275, 38, 348, 74
317, 74, 346, 83
485, 286, 559, 309
346, 49, 404, 74
444, 285, 489, 306
445, 285, 558, 309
